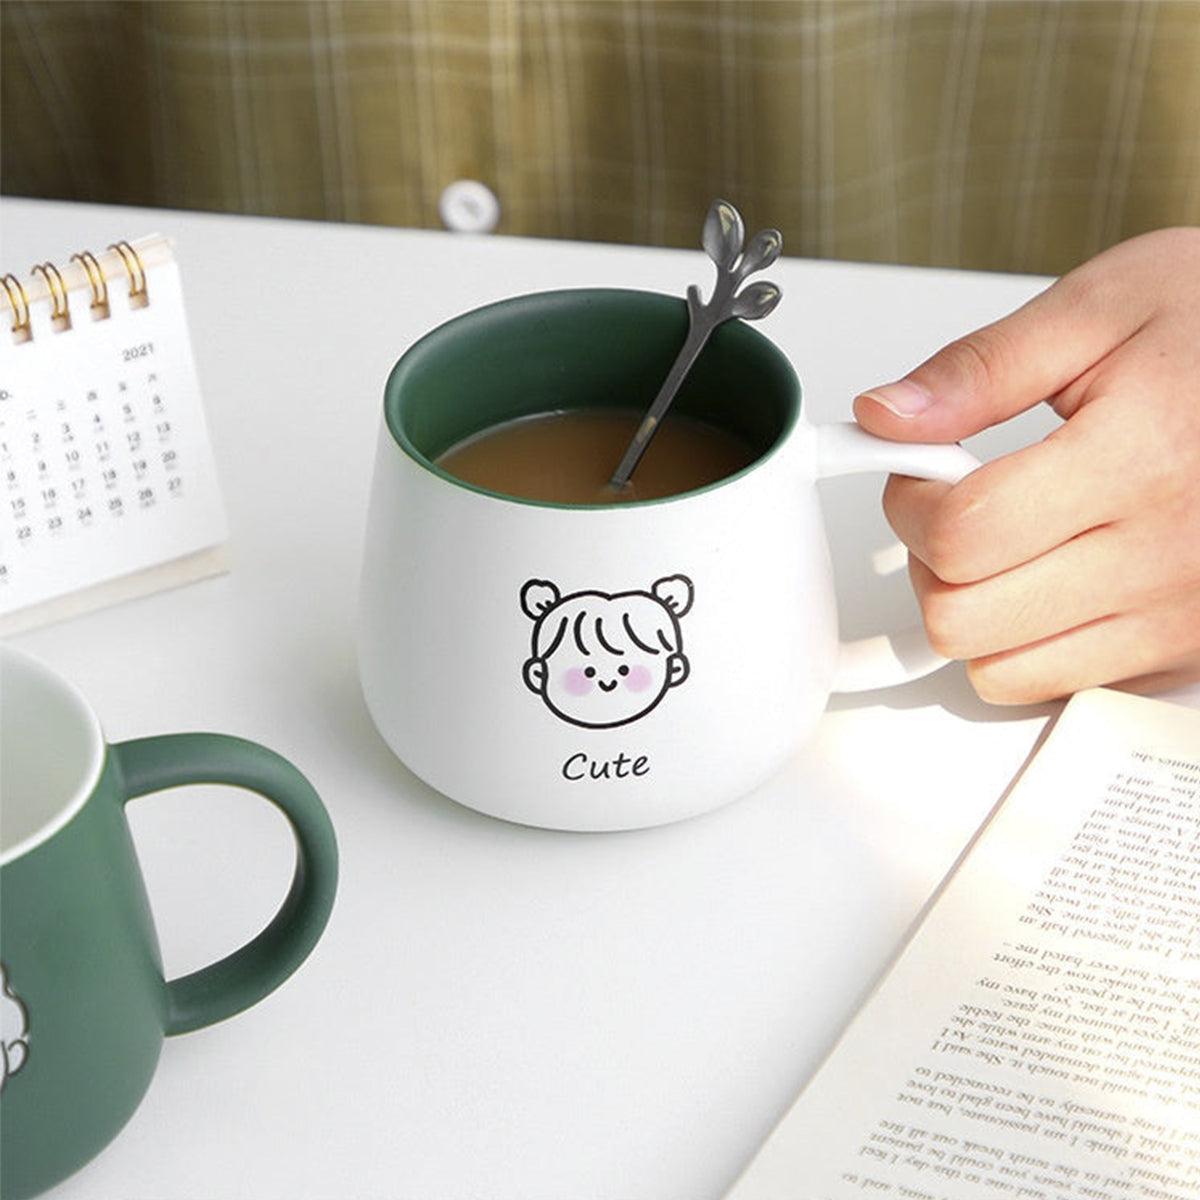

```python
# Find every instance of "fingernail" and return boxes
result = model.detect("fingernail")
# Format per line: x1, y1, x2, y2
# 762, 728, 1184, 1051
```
861, 379, 935, 418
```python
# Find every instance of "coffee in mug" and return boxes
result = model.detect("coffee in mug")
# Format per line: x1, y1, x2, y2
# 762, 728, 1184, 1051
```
435, 408, 758, 504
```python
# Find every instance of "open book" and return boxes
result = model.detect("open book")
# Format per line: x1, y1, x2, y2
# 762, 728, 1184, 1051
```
727, 687, 1200, 1200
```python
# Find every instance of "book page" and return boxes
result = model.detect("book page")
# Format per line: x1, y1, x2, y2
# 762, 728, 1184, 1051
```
727, 688, 1200, 1200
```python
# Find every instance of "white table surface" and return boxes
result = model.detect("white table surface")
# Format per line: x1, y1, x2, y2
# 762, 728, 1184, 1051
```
3, 197, 1196, 1200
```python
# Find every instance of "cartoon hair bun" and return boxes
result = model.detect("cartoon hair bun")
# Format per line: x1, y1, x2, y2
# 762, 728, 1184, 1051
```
652, 574, 694, 617
520, 579, 561, 619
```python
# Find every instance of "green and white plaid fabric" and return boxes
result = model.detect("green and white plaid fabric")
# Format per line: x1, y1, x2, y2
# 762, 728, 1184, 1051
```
4, 0, 1199, 274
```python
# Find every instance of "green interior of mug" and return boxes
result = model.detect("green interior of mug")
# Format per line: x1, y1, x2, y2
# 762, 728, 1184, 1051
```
384, 288, 800, 477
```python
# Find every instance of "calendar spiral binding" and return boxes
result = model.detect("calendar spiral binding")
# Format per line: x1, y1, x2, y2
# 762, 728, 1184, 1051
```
1, 235, 172, 344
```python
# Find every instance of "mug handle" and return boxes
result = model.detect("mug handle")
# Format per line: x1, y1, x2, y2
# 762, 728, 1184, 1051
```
111, 733, 338, 1036
816, 421, 982, 692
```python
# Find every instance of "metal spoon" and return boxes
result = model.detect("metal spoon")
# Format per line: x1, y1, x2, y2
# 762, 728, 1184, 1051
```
608, 199, 783, 491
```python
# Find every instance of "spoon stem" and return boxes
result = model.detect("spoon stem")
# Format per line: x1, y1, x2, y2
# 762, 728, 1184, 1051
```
608, 305, 713, 490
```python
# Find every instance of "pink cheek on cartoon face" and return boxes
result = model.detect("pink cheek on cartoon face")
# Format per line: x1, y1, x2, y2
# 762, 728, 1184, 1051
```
624, 665, 654, 693
563, 668, 594, 697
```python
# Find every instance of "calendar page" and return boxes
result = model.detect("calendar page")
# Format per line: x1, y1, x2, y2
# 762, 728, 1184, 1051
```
1, 237, 228, 635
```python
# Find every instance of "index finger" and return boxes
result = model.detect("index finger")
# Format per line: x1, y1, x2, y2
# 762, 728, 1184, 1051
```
885, 397, 1142, 584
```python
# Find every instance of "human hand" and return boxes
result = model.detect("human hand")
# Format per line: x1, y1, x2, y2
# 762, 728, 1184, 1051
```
853, 227, 1200, 704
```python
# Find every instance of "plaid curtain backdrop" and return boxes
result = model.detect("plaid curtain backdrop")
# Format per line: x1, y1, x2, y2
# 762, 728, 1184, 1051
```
3, 0, 1199, 274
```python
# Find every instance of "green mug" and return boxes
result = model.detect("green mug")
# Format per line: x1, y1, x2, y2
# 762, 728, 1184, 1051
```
0, 645, 339, 1199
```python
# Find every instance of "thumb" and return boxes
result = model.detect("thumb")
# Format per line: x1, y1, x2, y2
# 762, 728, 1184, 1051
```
852, 262, 1146, 444
852, 321, 1030, 443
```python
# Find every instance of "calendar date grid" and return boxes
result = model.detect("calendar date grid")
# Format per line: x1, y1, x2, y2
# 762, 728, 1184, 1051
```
0, 367, 189, 582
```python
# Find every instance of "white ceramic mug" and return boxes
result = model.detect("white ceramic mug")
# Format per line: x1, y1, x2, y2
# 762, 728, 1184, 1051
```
359, 289, 976, 831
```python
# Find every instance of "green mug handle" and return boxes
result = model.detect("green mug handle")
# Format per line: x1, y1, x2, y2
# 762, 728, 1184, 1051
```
111, 733, 339, 1036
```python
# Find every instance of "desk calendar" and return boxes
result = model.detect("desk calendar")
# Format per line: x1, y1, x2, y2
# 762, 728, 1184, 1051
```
0, 236, 228, 635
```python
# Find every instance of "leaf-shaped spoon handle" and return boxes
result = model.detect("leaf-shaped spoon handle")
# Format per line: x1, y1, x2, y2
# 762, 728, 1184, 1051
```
609, 199, 783, 491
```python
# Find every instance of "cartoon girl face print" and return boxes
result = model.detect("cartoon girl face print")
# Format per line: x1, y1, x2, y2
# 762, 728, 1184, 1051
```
1, 962, 30, 1092
520, 575, 693, 729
